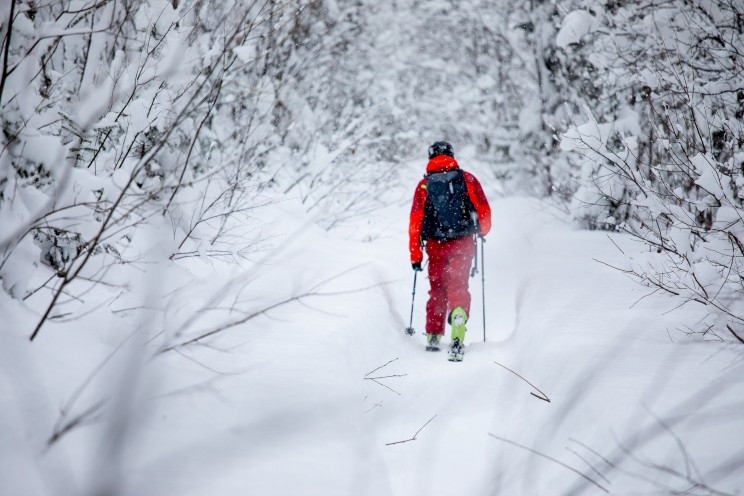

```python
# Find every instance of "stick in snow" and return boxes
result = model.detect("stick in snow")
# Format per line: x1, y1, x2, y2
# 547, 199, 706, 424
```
494, 360, 551, 403
367, 378, 402, 396
365, 357, 399, 377
726, 325, 744, 345
386, 415, 437, 446
365, 358, 406, 395
488, 434, 609, 493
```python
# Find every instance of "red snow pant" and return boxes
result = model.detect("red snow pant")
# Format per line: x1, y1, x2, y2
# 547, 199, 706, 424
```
425, 235, 475, 335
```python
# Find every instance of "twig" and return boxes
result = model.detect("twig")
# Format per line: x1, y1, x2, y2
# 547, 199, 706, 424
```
606, 234, 626, 255
364, 359, 406, 395
0, 0, 16, 105
493, 361, 551, 402
643, 405, 700, 482
369, 378, 401, 396
364, 357, 399, 377
46, 400, 107, 447
568, 438, 616, 468
386, 415, 437, 446
565, 446, 612, 485
488, 434, 609, 493
47, 329, 140, 446
364, 400, 384, 414
165, 277, 388, 351
726, 325, 744, 345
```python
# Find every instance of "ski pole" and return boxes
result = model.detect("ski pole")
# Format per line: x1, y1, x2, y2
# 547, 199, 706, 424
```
470, 235, 478, 277
405, 270, 418, 335
481, 236, 486, 342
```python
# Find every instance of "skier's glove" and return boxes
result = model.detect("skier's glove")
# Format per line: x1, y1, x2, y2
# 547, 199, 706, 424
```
412, 262, 422, 272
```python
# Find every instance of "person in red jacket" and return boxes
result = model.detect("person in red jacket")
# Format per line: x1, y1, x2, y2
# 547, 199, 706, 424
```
409, 141, 491, 359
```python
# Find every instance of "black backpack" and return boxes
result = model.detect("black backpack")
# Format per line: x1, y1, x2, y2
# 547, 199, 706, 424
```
421, 169, 480, 241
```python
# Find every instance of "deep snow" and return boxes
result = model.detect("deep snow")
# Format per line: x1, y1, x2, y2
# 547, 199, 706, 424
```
3, 1, 744, 494
3, 157, 742, 495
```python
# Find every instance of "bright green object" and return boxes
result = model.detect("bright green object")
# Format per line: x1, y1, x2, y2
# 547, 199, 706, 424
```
450, 306, 468, 342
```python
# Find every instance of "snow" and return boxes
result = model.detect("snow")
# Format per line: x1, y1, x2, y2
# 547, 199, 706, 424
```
3, 183, 742, 495
613, 105, 641, 138
12, 13, 36, 37
694, 154, 727, 198
2, 1, 744, 494
561, 110, 613, 153
0, 235, 40, 298
233, 45, 257, 64
556, 10, 599, 49
74, 79, 115, 130
518, 97, 543, 134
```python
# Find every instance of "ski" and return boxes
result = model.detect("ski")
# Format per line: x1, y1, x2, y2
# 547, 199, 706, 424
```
448, 337, 464, 361
425, 333, 442, 351
448, 351, 464, 361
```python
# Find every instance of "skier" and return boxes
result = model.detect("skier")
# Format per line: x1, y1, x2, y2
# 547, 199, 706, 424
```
409, 141, 491, 361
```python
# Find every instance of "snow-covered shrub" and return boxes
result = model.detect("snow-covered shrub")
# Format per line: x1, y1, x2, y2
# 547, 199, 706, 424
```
473, 0, 586, 202
0, 0, 332, 339
560, 0, 744, 340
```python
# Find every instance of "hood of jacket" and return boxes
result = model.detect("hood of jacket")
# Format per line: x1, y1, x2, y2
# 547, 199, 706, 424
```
426, 155, 459, 174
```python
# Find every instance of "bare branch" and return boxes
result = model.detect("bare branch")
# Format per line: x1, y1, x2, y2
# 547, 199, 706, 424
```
488, 434, 609, 493
386, 415, 437, 446
493, 360, 551, 403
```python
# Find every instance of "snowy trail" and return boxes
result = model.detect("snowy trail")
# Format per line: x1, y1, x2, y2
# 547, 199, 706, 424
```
4, 182, 742, 495
361, 191, 742, 496
116, 175, 742, 496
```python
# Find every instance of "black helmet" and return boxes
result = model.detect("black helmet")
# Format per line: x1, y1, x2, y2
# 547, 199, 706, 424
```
428, 141, 454, 159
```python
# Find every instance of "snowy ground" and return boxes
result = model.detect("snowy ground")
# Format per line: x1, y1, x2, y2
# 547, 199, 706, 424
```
3, 156, 743, 496
3, 0, 743, 494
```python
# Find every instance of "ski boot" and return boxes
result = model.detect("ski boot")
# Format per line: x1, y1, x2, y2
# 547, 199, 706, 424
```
448, 307, 467, 362
449, 337, 464, 362
425, 333, 441, 351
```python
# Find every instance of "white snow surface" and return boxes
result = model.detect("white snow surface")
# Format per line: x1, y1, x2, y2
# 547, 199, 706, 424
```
556, 10, 599, 49
2, 163, 742, 495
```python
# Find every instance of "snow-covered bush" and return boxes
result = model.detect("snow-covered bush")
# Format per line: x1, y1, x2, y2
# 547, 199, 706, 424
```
560, 0, 744, 341
0, 0, 331, 339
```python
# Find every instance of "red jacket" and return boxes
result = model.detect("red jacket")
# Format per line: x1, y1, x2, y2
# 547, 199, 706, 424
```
409, 155, 491, 264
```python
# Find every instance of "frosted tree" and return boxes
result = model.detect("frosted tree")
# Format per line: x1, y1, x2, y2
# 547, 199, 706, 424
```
0, 0, 335, 339
560, 0, 744, 341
